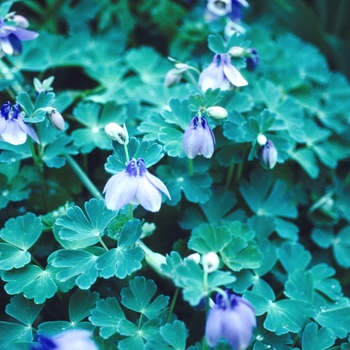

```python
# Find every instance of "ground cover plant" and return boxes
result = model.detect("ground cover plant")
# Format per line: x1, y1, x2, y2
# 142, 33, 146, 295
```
0, 0, 350, 349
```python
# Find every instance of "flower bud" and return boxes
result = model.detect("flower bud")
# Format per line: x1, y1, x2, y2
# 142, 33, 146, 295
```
104, 123, 129, 144
186, 253, 201, 264
206, 106, 228, 119
246, 48, 260, 71
202, 252, 220, 273
164, 67, 187, 87
5, 12, 29, 28
48, 109, 65, 130
258, 140, 278, 170
228, 46, 245, 57
257, 134, 267, 146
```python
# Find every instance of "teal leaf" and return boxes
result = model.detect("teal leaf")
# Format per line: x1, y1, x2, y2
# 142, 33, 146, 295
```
160, 320, 188, 350
96, 220, 144, 279
16, 92, 34, 117
89, 297, 125, 339
56, 199, 118, 245
51, 247, 105, 289
277, 242, 312, 274
301, 322, 335, 350
291, 148, 319, 179
0, 213, 42, 250
69, 289, 99, 323
37, 321, 94, 336
187, 223, 232, 254
221, 91, 253, 113
284, 269, 314, 302
333, 226, 350, 268
188, 89, 223, 111
2, 265, 58, 304
239, 170, 297, 218
121, 277, 169, 319
0, 243, 31, 270
255, 78, 281, 111
162, 99, 193, 131
5, 295, 43, 325
105, 137, 164, 173
274, 217, 299, 241
0, 322, 32, 345
207, 34, 226, 53
72, 128, 111, 153
158, 126, 186, 158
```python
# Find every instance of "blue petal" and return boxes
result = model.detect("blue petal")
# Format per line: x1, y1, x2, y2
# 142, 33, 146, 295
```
0, 119, 28, 145
205, 306, 224, 347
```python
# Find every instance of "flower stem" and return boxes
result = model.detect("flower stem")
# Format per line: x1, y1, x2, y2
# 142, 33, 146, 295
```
124, 143, 130, 163
64, 154, 103, 200
98, 236, 109, 252
187, 158, 194, 176
128, 204, 133, 219
165, 287, 180, 323
235, 161, 244, 185
225, 162, 235, 189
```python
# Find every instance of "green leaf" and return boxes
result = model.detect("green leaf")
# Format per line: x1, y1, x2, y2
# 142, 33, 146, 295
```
37, 321, 94, 336
57, 199, 118, 245
105, 137, 164, 173
159, 126, 186, 158
239, 171, 297, 218
121, 277, 169, 319
16, 92, 34, 117
5, 295, 43, 325
188, 223, 232, 254
277, 242, 312, 274
255, 78, 282, 111
284, 269, 314, 302
0, 243, 31, 270
96, 220, 144, 279
160, 320, 188, 350
301, 322, 335, 350
69, 289, 99, 323
2, 265, 58, 304
221, 91, 254, 114
51, 247, 104, 289
162, 99, 193, 131
89, 297, 125, 339
333, 226, 350, 268
208, 34, 226, 53
291, 148, 319, 179
0, 322, 32, 346
0, 213, 42, 250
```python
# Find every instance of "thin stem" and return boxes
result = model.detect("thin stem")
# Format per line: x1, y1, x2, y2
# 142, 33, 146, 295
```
235, 161, 244, 185
225, 162, 235, 189
64, 154, 104, 200
165, 287, 180, 323
98, 236, 109, 252
137, 314, 143, 330
128, 204, 134, 220
187, 158, 194, 176
124, 143, 130, 163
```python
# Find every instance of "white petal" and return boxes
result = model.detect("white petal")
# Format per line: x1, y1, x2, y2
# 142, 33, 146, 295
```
223, 64, 248, 87
135, 175, 163, 212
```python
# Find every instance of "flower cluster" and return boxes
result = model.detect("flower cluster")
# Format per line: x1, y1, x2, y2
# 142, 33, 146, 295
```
198, 53, 248, 91
103, 158, 171, 212
0, 102, 39, 145
0, 14, 38, 56
31, 329, 98, 350
205, 291, 256, 349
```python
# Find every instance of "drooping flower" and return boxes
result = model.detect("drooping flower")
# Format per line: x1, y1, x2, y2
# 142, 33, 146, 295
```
258, 140, 278, 170
205, 291, 256, 350
103, 158, 171, 212
182, 116, 215, 159
245, 48, 260, 71
0, 16, 38, 56
198, 53, 248, 91
31, 329, 98, 350
202, 252, 220, 273
0, 102, 39, 145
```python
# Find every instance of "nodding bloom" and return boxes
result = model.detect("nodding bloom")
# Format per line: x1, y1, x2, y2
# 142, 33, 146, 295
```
245, 48, 260, 71
0, 15, 38, 56
182, 116, 215, 159
258, 140, 278, 170
103, 158, 171, 212
198, 54, 248, 91
31, 329, 98, 350
0, 102, 39, 145
164, 65, 189, 87
205, 0, 249, 22
205, 291, 256, 350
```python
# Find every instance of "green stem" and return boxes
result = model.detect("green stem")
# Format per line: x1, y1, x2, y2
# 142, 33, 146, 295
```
165, 287, 180, 323
64, 154, 104, 200
187, 158, 194, 176
124, 143, 130, 163
184, 69, 199, 86
225, 162, 235, 189
98, 236, 109, 252
128, 204, 134, 220
235, 161, 244, 185
138, 314, 143, 330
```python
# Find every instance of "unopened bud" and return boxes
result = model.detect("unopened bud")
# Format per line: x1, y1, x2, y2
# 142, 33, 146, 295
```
5, 12, 29, 28
257, 134, 267, 146
104, 123, 129, 144
164, 67, 187, 87
186, 253, 201, 264
259, 140, 278, 170
202, 252, 220, 273
48, 109, 65, 130
206, 106, 228, 119
228, 46, 245, 57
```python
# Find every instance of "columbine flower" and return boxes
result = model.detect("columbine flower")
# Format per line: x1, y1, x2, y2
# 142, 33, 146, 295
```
0, 16, 38, 56
198, 53, 248, 91
182, 116, 215, 159
205, 291, 256, 350
103, 158, 171, 212
258, 140, 278, 170
0, 102, 39, 145
31, 330, 98, 350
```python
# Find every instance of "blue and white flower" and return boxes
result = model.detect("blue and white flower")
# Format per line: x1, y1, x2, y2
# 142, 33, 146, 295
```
0, 15, 38, 56
205, 291, 256, 350
31, 329, 98, 350
0, 102, 39, 145
198, 53, 248, 91
103, 158, 171, 212
182, 116, 215, 159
